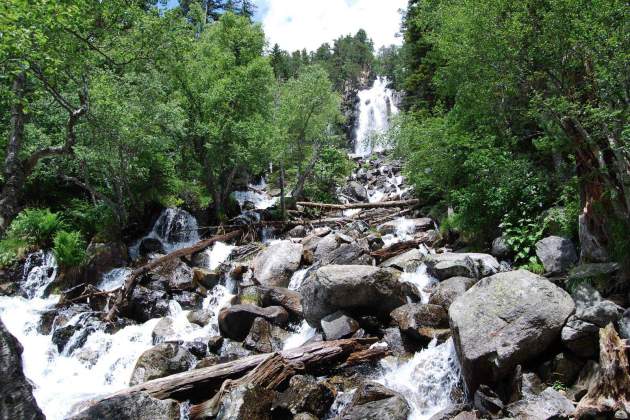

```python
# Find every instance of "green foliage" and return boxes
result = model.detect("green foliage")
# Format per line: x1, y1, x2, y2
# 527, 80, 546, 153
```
304, 147, 354, 203
52, 230, 87, 268
552, 381, 567, 392
500, 216, 544, 266
0, 237, 29, 268
5, 209, 66, 248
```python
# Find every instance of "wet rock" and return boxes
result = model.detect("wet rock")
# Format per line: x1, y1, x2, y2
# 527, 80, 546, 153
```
428, 276, 476, 311
187, 309, 213, 327
619, 308, 630, 339
429, 404, 474, 420
288, 225, 307, 238
139, 237, 165, 256
272, 375, 334, 418
171, 290, 203, 309
84, 242, 128, 280
195, 355, 220, 369
70, 392, 180, 420
321, 311, 360, 340
341, 393, 410, 420
535, 236, 578, 274
129, 342, 196, 386
215, 384, 275, 420
391, 303, 449, 342
243, 317, 289, 353
449, 270, 575, 394
207, 335, 224, 353
218, 304, 289, 341
380, 248, 423, 270
181, 340, 208, 359
491, 236, 511, 259
377, 218, 434, 236
253, 240, 303, 287
127, 286, 170, 322
300, 265, 409, 326
257, 286, 303, 319
343, 181, 369, 201
366, 234, 384, 251
425, 252, 500, 280
561, 283, 623, 358
152, 317, 176, 344
382, 327, 421, 356
192, 267, 220, 290
506, 387, 575, 419
0, 319, 45, 420
473, 385, 503, 418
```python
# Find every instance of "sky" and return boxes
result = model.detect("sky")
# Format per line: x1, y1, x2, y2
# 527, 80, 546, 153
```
165, 0, 407, 52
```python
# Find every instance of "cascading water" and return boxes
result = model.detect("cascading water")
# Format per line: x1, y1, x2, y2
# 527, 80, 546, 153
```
21, 250, 58, 298
232, 178, 278, 211
130, 208, 200, 259
353, 76, 399, 157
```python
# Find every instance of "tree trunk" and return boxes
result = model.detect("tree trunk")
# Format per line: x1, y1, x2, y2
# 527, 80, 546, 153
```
279, 162, 286, 219
575, 323, 630, 418
0, 73, 27, 232
291, 144, 321, 200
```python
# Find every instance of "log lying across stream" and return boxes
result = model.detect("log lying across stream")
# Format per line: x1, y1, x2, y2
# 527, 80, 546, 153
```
296, 199, 419, 210
108, 337, 385, 403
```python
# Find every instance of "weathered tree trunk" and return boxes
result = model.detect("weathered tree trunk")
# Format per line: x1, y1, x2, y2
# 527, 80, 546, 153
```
107, 337, 384, 403
292, 144, 321, 200
104, 230, 242, 321
279, 162, 286, 219
297, 199, 419, 210
0, 73, 27, 232
575, 323, 630, 418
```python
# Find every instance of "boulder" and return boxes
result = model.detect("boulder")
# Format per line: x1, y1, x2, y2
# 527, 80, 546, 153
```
192, 268, 220, 290
561, 283, 623, 357
0, 319, 45, 420
428, 277, 476, 311
619, 308, 630, 340
139, 237, 165, 256
287, 225, 307, 238
425, 253, 500, 280
300, 265, 409, 327
322, 242, 371, 266
253, 240, 303, 287
85, 242, 128, 280
243, 317, 289, 353
391, 303, 449, 342
129, 343, 196, 386
341, 394, 410, 420
377, 218, 434, 235
321, 311, 360, 340
380, 248, 423, 271
187, 309, 213, 327
256, 286, 303, 319
214, 384, 275, 420
506, 387, 575, 419
152, 317, 176, 344
491, 237, 511, 259
207, 335, 224, 354
127, 286, 170, 322
535, 236, 578, 274
449, 270, 575, 394
218, 304, 289, 341
272, 375, 334, 418
473, 385, 504, 418
343, 181, 369, 201
70, 392, 179, 420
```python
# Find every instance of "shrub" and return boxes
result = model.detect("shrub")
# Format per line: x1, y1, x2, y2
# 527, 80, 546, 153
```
500, 214, 545, 266
6, 208, 66, 247
0, 237, 29, 268
52, 230, 87, 268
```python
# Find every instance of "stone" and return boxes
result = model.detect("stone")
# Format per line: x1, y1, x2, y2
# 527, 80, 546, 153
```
473, 385, 503, 418
187, 309, 213, 327
449, 270, 575, 394
272, 375, 334, 418
382, 327, 421, 356
152, 317, 176, 344
293, 413, 318, 420
215, 384, 275, 420
619, 308, 630, 339
85, 242, 128, 280
366, 234, 385, 251
128, 286, 170, 322
561, 283, 624, 357
195, 355, 220, 369
256, 286, 302, 319
491, 236, 511, 259
321, 311, 360, 340
428, 277, 476, 311
341, 394, 410, 420
390, 303, 449, 342
139, 237, 165, 256
218, 304, 289, 341
547, 353, 585, 386
567, 263, 621, 293
253, 240, 303, 287
506, 387, 575, 419
425, 253, 500, 280
243, 317, 289, 353
343, 181, 369, 201
0, 319, 45, 420
129, 343, 196, 386
207, 335, 224, 353
380, 248, 424, 270
288, 225, 307, 238
535, 236, 578, 274
192, 267, 220, 290
322, 242, 371, 266
300, 265, 410, 327
429, 404, 474, 420
69, 392, 179, 420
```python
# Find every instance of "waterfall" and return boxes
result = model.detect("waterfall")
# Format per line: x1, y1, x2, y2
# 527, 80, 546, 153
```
129, 208, 200, 258
354, 76, 399, 157
21, 250, 58, 298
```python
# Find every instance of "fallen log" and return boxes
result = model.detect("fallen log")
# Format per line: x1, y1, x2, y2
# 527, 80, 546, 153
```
296, 199, 419, 210
575, 323, 630, 418
104, 230, 242, 321
371, 231, 437, 261
108, 337, 385, 403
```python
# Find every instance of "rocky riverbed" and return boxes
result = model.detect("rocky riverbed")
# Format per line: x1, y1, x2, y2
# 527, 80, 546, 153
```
1, 153, 629, 420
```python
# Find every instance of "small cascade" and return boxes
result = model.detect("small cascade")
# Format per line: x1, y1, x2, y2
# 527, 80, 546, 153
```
21, 250, 58, 298
282, 320, 317, 350
400, 264, 438, 304
287, 268, 309, 291
232, 178, 278, 211
130, 208, 200, 258
354, 77, 399, 157
203, 241, 236, 271
382, 217, 417, 247
97, 267, 132, 292
377, 338, 462, 420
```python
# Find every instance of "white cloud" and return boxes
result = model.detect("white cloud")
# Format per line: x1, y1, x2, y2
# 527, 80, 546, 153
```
258, 0, 407, 52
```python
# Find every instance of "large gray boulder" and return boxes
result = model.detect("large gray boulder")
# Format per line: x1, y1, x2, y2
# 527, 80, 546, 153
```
390, 303, 449, 342
129, 343, 196, 386
69, 392, 180, 420
380, 248, 424, 270
218, 304, 289, 341
506, 387, 575, 419
0, 319, 44, 420
424, 253, 500, 280
449, 270, 575, 394
535, 236, 578, 274
343, 181, 369, 202
243, 317, 289, 353
300, 265, 409, 327
321, 311, 360, 340
253, 240, 303, 287
561, 283, 623, 357
428, 276, 476, 311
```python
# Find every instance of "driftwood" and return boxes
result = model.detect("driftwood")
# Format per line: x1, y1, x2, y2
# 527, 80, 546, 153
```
104, 230, 242, 321
189, 353, 296, 419
108, 337, 385, 403
296, 199, 419, 210
371, 231, 437, 261
575, 323, 630, 418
